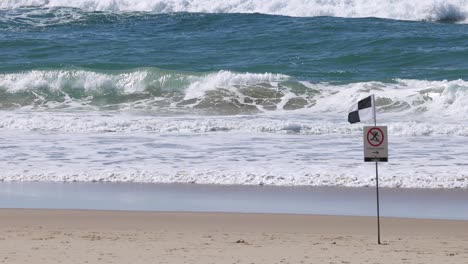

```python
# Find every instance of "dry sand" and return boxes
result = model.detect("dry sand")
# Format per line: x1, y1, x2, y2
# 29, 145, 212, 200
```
0, 209, 467, 264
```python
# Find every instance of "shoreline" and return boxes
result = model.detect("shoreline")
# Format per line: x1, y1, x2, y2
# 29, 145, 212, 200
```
1, 209, 467, 264
1, 182, 468, 220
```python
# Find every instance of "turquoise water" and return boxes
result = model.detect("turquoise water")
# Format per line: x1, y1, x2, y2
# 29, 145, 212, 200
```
2, 10, 468, 80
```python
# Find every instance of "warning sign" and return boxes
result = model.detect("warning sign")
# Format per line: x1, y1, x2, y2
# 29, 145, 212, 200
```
363, 126, 388, 162
367, 127, 385, 147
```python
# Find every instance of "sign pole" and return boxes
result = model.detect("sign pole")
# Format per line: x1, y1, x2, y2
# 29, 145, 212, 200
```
375, 161, 381, 244
373, 95, 381, 245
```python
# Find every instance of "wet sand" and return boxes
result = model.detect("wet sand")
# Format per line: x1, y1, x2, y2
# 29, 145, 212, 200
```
0, 209, 467, 264
1, 182, 468, 219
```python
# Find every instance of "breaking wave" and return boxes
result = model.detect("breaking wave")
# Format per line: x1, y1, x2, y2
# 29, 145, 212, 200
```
1, 0, 468, 22
0, 68, 299, 114
1, 68, 467, 120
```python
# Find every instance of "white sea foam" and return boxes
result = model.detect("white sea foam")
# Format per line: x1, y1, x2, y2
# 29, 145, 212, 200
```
0, 130, 466, 188
0, 112, 466, 136
2, 0, 468, 22
306, 79, 468, 122
2, 167, 467, 189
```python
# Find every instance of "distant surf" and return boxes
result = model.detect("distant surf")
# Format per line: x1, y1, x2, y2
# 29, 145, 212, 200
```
1, 0, 467, 22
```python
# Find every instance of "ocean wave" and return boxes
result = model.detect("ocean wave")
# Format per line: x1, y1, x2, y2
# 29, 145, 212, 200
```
0, 68, 298, 114
1, 0, 468, 22
1, 68, 467, 120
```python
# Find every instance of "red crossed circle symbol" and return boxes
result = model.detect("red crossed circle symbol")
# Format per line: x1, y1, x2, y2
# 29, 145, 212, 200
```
367, 127, 384, 147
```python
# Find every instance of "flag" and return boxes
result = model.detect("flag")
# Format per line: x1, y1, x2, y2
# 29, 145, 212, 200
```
348, 95, 375, 124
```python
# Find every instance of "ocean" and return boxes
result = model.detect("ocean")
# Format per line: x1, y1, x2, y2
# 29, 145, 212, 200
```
0, 0, 467, 189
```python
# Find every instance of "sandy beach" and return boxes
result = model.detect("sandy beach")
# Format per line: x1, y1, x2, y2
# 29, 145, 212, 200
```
2, 2, 468, 264
0, 209, 467, 264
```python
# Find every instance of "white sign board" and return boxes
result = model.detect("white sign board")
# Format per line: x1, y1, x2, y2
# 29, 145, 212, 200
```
363, 126, 388, 162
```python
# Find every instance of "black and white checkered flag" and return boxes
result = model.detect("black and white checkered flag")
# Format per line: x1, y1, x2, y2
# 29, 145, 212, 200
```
348, 95, 375, 124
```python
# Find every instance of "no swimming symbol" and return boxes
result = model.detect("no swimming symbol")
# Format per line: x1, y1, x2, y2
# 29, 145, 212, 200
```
367, 127, 384, 147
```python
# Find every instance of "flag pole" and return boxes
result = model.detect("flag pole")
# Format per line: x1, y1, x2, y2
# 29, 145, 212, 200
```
372, 95, 381, 245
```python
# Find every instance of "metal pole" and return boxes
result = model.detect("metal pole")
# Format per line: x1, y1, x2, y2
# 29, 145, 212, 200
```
375, 161, 381, 245
372, 94, 381, 245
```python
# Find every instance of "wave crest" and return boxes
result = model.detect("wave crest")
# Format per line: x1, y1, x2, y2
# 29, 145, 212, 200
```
1, 0, 468, 22
0, 68, 303, 113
